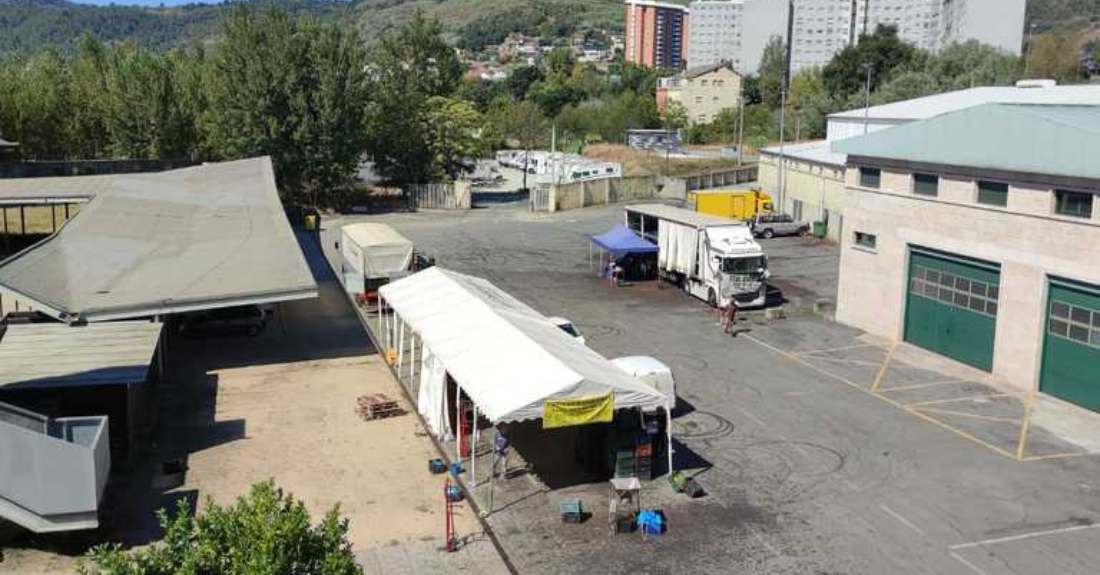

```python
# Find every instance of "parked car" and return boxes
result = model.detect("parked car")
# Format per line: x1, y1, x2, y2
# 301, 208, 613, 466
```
751, 213, 809, 239
178, 305, 267, 338
549, 316, 586, 345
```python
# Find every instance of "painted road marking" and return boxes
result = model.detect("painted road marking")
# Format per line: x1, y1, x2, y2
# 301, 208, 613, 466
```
911, 407, 1020, 425
949, 551, 989, 575
879, 504, 925, 536
794, 343, 885, 356
949, 522, 1100, 550
903, 393, 1018, 408
870, 342, 898, 393
877, 379, 969, 393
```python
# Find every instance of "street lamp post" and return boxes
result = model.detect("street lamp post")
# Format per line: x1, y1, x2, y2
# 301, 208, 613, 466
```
862, 63, 874, 135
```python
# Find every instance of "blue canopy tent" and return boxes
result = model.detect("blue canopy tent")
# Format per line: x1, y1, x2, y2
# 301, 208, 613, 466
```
588, 224, 658, 278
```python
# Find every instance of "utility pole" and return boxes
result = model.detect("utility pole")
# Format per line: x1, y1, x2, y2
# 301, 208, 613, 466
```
778, 78, 788, 211
862, 63, 874, 135
1024, 22, 1037, 77
736, 90, 745, 165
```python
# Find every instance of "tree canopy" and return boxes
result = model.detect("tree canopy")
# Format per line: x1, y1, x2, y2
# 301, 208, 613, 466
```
79, 481, 361, 575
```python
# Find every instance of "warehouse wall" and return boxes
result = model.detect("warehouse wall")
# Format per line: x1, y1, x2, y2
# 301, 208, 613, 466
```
759, 153, 847, 242
837, 165, 1100, 393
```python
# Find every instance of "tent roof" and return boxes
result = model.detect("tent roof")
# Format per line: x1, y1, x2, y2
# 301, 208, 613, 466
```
342, 223, 412, 249
0, 157, 317, 322
378, 267, 666, 423
590, 224, 658, 255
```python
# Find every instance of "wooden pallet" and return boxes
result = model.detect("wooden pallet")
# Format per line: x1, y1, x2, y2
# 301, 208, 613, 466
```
356, 393, 403, 420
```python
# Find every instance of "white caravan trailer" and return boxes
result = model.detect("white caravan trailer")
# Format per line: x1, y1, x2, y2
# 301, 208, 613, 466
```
340, 223, 414, 297
625, 204, 768, 308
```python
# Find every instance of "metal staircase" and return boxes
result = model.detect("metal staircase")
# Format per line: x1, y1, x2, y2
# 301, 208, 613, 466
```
0, 401, 110, 532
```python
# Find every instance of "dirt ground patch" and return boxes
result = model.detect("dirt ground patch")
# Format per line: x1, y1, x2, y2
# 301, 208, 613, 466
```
180, 355, 480, 548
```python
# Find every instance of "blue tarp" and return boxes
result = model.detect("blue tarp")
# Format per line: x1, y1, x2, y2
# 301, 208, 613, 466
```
589, 224, 658, 256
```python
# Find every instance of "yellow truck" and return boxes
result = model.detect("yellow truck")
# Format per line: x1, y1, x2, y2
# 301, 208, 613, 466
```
687, 189, 774, 221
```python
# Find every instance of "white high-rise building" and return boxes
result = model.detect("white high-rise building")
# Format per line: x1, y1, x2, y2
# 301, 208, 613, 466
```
686, 0, 790, 74
789, 0, 1025, 76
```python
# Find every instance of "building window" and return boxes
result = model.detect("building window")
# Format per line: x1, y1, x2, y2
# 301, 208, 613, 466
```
913, 173, 938, 197
1049, 300, 1100, 348
910, 264, 999, 318
977, 181, 1008, 207
1054, 189, 1094, 219
854, 231, 876, 250
859, 167, 880, 188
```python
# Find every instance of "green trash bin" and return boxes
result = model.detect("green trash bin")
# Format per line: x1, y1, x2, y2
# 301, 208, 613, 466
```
812, 220, 826, 238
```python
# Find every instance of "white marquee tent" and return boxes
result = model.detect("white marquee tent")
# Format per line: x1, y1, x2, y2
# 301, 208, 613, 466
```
378, 267, 668, 428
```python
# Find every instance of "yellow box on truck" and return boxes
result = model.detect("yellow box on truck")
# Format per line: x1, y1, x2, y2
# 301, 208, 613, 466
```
688, 189, 774, 221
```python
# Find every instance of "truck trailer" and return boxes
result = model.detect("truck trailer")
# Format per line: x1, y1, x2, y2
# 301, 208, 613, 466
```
340, 223, 415, 298
687, 188, 773, 221
625, 204, 768, 308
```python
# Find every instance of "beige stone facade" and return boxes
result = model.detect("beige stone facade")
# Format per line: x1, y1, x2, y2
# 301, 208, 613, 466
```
758, 148, 848, 242
836, 163, 1100, 394
661, 64, 742, 125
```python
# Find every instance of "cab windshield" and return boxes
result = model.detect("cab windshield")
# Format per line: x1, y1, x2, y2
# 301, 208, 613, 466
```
722, 256, 765, 275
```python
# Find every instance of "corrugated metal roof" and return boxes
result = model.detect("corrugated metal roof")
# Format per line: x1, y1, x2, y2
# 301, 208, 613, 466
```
833, 103, 1100, 181
0, 157, 317, 322
626, 203, 744, 228
829, 85, 1100, 121
760, 140, 847, 167
0, 321, 161, 389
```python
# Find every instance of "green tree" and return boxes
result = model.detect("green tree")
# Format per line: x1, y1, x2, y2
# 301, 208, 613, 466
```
823, 25, 923, 101
3, 48, 74, 160
926, 40, 1022, 91
363, 11, 463, 184
757, 35, 788, 108
789, 67, 835, 140
79, 481, 361, 575
1027, 29, 1084, 82
423, 96, 487, 181
202, 5, 368, 201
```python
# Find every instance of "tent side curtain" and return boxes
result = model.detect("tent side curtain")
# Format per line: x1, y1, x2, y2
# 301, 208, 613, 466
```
589, 224, 658, 256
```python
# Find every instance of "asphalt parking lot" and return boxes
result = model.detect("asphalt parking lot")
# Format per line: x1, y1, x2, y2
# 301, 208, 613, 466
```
330, 200, 1100, 575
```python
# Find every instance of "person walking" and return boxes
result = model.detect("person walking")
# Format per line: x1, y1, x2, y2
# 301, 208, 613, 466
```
723, 299, 740, 335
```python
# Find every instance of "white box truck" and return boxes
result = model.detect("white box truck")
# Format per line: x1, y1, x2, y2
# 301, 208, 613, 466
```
625, 204, 768, 308
340, 223, 415, 297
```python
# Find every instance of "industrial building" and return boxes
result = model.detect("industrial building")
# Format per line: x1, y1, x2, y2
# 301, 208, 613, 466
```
657, 61, 743, 124
833, 103, 1100, 413
759, 84, 1100, 242
623, 0, 690, 70
0, 157, 317, 533
686, 0, 788, 73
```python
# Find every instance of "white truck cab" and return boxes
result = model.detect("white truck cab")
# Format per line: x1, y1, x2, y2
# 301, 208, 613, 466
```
625, 204, 768, 308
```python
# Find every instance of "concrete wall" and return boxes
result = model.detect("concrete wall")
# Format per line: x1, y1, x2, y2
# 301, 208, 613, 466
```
759, 153, 847, 242
836, 165, 1100, 393
0, 413, 108, 518
549, 176, 658, 212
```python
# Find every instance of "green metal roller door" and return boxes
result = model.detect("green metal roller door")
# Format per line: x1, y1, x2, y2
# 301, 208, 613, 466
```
904, 248, 1000, 371
1041, 279, 1100, 412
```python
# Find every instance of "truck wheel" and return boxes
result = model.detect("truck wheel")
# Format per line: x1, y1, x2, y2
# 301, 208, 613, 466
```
762, 228, 775, 239
707, 289, 718, 308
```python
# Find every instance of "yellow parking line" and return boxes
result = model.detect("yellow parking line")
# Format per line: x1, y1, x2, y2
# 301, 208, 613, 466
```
802, 356, 888, 367
742, 334, 1018, 460
1015, 392, 1036, 461
911, 407, 1020, 424
794, 343, 885, 356
870, 342, 898, 393
877, 379, 969, 393
1022, 451, 1093, 462
904, 393, 1017, 408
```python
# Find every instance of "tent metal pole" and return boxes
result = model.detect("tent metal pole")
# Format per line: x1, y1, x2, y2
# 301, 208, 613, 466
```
471, 403, 478, 487
666, 406, 674, 476
397, 317, 405, 372
455, 385, 462, 464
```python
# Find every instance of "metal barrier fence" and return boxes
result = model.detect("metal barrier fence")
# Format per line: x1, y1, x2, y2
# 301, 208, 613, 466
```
405, 182, 472, 210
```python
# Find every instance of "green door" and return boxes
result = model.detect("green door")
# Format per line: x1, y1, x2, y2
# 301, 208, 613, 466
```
904, 249, 1000, 371
1041, 279, 1100, 412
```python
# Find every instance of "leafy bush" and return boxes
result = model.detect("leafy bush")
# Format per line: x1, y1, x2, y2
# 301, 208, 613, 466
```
79, 481, 362, 575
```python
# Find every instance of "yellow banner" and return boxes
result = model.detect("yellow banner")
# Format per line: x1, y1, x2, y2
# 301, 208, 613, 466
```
543, 393, 614, 429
